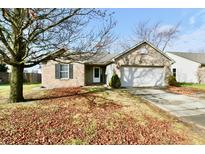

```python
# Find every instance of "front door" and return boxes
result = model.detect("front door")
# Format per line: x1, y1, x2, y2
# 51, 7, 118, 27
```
93, 67, 100, 83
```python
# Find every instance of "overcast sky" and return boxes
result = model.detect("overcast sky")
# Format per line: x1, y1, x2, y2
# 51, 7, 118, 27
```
111, 8, 205, 52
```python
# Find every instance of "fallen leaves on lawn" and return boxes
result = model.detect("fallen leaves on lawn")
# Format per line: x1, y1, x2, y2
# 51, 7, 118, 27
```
166, 86, 205, 96
0, 87, 190, 144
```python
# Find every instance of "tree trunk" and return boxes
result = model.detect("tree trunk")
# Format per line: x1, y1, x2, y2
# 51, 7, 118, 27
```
9, 65, 24, 103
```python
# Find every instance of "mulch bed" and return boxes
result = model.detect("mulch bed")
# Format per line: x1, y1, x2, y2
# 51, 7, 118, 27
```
0, 87, 191, 144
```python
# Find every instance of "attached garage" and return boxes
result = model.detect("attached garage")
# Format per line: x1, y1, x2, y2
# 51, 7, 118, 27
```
120, 66, 165, 87
106, 41, 174, 88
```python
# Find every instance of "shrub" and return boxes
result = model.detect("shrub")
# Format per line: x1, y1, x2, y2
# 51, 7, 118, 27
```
109, 74, 121, 88
168, 75, 179, 86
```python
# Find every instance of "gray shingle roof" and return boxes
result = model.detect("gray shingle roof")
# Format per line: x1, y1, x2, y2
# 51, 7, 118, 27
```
84, 52, 118, 64
84, 40, 175, 65
168, 52, 205, 65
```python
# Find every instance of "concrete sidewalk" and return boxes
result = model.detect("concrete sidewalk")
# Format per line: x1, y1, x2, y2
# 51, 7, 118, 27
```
128, 88, 205, 128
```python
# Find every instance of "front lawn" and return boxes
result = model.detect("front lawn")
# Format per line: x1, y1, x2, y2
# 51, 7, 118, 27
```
166, 83, 205, 97
179, 83, 205, 90
0, 86, 204, 144
0, 84, 41, 103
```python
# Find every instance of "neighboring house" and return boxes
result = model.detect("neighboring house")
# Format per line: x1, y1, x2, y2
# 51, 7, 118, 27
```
42, 41, 174, 88
167, 52, 205, 83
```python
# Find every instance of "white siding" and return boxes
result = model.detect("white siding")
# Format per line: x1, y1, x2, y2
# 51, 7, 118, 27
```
167, 53, 200, 83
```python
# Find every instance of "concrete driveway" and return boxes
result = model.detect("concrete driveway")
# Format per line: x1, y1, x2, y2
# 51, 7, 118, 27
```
128, 88, 205, 128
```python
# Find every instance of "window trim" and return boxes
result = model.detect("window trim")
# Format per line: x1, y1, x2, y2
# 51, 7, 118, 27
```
60, 64, 69, 79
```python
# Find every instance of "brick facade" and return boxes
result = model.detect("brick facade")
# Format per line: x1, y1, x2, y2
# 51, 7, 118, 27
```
42, 42, 172, 88
197, 66, 205, 83
111, 43, 172, 86
116, 43, 171, 67
42, 61, 85, 88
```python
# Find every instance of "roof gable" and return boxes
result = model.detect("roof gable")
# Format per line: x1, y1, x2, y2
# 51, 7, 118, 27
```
114, 40, 174, 63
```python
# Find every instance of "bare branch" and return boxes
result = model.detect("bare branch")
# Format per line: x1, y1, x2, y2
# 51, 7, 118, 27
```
24, 48, 66, 68
28, 9, 82, 42
131, 20, 180, 51
0, 8, 116, 68
0, 27, 15, 57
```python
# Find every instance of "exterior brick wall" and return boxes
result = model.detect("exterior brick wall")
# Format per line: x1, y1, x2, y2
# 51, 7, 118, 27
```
42, 61, 85, 88
111, 43, 172, 86
116, 43, 171, 66
42, 43, 172, 88
198, 66, 205, 83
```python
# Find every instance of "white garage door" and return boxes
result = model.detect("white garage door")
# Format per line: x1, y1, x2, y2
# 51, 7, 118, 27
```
121, 67, 165, 87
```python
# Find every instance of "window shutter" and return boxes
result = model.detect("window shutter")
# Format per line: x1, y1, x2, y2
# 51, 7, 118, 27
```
69, 64, 73, 79
55, 64, 60, 79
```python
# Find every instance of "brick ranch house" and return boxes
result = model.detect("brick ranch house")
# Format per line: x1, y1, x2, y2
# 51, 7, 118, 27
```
42, 41, 174, 89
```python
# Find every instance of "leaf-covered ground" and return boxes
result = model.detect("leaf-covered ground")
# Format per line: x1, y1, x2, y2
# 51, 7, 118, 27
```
0, 86, 205, 144
166, 86, 205, 97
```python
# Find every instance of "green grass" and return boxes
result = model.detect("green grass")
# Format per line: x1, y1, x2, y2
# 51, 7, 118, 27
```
179, 83, 205, 90
0, 83, 41, 99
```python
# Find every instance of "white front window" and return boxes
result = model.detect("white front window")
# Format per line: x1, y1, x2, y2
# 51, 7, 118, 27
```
60, 64, 69, 79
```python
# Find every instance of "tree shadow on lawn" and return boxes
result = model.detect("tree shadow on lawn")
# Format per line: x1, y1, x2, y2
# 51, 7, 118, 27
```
24, 87, 111, 103
23, 87, 123, 112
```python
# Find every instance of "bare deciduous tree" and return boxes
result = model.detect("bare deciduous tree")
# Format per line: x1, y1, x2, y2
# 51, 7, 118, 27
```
134, 20, 180, 51
120, 20, 180, 51
0, 8, 116, 103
